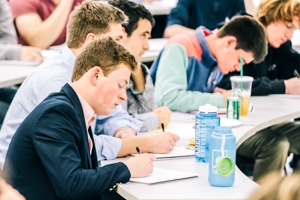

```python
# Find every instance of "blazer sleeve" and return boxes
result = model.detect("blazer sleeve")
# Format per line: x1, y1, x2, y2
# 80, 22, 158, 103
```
33, 102, 130, 199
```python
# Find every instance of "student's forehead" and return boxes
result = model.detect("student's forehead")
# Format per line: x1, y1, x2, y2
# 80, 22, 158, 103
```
135, 19, 152, 32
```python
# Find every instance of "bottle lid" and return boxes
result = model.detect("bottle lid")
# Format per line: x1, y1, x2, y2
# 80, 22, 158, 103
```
199, 104, 217, 113
216, 157, 235, 176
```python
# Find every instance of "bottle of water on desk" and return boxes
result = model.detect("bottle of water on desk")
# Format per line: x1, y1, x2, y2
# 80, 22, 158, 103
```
209, 126, 236, 187
195, 104, 220, 163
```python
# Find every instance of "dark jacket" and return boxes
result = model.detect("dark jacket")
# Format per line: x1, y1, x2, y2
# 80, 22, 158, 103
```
3, 83, 130, 200
166, 0, 245, 30
218, 41, 300, 95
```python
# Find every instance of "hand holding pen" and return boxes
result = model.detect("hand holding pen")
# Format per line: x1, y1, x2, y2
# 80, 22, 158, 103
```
284, 70, 300, 94
152, 94, 171, 129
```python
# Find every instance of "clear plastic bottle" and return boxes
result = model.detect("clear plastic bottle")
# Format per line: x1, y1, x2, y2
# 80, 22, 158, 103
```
195, 104, 220, 163
208, 126, 236, 187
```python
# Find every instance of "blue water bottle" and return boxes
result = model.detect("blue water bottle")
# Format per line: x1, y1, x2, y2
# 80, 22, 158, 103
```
195, 104, 220, 163
208, 126, 236, 187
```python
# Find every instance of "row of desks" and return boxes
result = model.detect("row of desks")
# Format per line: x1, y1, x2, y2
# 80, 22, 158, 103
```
0, 38, 167, 88
103, 95, 300, 200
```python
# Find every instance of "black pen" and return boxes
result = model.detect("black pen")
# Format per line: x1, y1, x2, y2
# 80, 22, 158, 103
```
136, 147, 141, 154
294, 69, 300, 78
161, 123, 165, 132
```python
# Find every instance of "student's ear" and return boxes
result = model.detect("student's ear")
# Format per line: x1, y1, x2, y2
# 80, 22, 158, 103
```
225, 36, 237, 49
85, 33, 97, 43
91, 66, 103, 85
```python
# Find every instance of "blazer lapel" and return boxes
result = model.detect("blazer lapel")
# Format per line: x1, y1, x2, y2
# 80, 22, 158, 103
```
61, 83, 93, 169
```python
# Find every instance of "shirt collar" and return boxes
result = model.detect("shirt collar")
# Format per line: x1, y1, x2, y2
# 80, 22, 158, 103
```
75, 91, 95, 129
195, 26, 217, 69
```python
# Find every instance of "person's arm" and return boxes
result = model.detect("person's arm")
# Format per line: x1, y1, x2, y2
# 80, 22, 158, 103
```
0, 44, 21, 60
33, 104, 131, 199
95, 105, 143, 137
133, 112, 159, 132
219, 41, 300, 96
154, 43, 224, 111
164, 0, 194, 38
0, 0, 17, 44
94, 131, 180, 160
11, 0, 75, 49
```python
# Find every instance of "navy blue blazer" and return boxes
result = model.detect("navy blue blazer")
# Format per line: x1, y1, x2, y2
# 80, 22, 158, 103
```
4, 84, 130, 200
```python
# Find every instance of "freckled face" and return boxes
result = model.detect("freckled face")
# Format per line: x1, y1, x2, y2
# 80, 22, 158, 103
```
94, 64, 131, 115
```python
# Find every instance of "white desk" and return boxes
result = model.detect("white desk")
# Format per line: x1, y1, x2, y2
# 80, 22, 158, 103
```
0, 50, 60, 88
141, 0, 177, 15
141, 38, 167, 62
103, 96, 300, 200
0, 65, 36, 88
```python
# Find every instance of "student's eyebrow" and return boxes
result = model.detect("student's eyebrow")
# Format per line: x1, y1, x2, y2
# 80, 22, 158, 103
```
142, 31, 151, 35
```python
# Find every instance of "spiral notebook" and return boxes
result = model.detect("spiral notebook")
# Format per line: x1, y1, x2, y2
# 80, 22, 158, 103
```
130, 167, 198, 184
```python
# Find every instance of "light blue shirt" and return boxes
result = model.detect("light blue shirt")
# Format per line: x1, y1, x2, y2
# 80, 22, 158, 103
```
0, 46, 143, 168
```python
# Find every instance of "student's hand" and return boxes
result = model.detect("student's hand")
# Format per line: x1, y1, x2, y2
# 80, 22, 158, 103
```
0, 179, 25, 200
124, 154, 156, 178
152, 106, 171, 128
213, 87, 227, 93
143, 132, 180, 154
214, 88, 233, 107
115, 128, 136, 139
20, 46, 43, 63
220, 90, 233, 107
284, 77, 300, 94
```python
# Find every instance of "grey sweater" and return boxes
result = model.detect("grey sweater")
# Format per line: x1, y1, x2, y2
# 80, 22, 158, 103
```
0, 0, 21, 60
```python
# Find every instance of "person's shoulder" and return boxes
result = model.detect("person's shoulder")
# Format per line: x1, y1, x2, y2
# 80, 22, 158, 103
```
9, 0, 42, 17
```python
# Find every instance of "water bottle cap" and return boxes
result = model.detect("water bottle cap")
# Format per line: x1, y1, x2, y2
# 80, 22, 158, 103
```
199, 104, 217, 113
216, 157, 235, 176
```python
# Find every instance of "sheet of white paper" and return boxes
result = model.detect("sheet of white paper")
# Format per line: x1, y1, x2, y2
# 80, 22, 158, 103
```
130, 167, 198, 184
131, 147, 194, 159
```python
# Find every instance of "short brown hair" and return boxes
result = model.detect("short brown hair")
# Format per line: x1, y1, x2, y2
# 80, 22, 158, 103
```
66, 1, 128, 48
72, 36, 137, 82
217, 16, 267, 63
256, 0, 300, 26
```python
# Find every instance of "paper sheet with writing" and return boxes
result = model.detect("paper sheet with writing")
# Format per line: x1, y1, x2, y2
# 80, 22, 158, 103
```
130, 167, 198, 184
131, 147, 194, 159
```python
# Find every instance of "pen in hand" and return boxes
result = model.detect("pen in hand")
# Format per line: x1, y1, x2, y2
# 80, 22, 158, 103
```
136, 147, 141, 154
161, 94, 165, 132
161, 123, 165, 132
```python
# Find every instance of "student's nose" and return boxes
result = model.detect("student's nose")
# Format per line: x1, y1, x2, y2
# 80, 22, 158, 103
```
144, 40, 149, 51
119, 89, 127, 101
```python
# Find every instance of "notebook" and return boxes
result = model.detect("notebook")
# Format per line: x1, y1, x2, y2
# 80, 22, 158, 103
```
130, 167, 198, 184
131, 147, 194, 159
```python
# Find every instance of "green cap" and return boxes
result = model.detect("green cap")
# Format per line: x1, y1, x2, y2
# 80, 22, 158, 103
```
216, 157, 235, 176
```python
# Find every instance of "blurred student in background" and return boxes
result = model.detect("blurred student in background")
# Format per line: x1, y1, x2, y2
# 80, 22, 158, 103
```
0, 0, 42, 127
9, 0, 82, 49
109, 0, 171, 131
164, 0, 245, 38
218, 0, 300, 182
249, 172, 300, 200
150, 16, 267, 111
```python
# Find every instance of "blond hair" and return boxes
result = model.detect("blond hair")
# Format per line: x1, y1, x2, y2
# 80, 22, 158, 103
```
256, 0, 300, 26
66, 1, 128, 48
72, 36, 136, 82
249, 172, 300, 200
